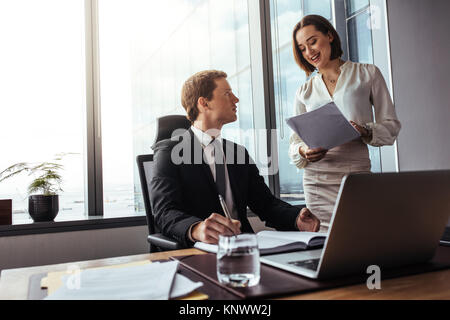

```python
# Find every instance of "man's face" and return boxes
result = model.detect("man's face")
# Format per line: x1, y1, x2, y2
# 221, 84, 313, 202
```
205, 77, 239, 126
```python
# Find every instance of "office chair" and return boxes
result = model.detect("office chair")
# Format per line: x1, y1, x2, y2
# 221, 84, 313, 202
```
137, 114, 191, 252
152, 114, 192, 148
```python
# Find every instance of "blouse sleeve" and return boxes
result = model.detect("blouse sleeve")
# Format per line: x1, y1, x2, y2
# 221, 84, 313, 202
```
289, 92, 309, 169
363, 65, 401, 146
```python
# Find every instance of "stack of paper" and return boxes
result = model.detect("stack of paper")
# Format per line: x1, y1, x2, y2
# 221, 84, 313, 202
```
44, 261, 203, 300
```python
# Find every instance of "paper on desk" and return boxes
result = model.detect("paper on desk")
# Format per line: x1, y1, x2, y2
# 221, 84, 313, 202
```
194, 242, 218, 253
170, 273, 204, 299
41, 259, 151, 295
44, 261, 203, 300
286, 102, 360, 150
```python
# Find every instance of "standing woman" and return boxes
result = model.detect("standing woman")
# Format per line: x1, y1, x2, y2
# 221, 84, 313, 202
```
289, 15, 401, 232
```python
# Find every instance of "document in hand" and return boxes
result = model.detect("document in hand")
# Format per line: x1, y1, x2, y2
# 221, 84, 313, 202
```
194, 231, 327, 255
286, 102, 360, 150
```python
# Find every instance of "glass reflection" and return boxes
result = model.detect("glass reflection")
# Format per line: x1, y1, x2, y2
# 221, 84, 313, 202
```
99, 0, 254, 213
304, 0, 331, 20
271, 0, 334, 202
348, 10, 374, 64
346, 0, 369, 16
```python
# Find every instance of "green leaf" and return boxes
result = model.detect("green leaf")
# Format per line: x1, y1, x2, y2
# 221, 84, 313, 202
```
0, 163, 31, 183
28, 178, 50, 195
1, 152, 79, 194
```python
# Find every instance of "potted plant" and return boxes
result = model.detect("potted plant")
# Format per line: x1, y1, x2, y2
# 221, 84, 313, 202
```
0, 153, 73, 222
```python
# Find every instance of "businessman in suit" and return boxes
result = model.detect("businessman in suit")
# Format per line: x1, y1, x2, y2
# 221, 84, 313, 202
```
150, 70, 320, 247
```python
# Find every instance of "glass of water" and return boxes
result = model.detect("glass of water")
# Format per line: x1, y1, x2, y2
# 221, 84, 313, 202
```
216, 233, 260, 287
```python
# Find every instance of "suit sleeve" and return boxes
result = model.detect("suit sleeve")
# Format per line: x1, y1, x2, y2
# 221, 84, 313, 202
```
149, 141, 202, 247
245, 151, 300, 231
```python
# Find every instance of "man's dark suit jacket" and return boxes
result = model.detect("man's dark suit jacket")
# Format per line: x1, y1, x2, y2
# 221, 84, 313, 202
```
149, 128, 300, 247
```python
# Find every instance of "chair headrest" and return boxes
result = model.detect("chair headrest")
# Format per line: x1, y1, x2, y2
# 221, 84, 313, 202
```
153, 115, 191, 148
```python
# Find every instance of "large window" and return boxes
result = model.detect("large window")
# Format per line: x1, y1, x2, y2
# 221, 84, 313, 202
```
98, 0, 255, 214
270, 0, 386, 203
345, 0, 382, 173
270, 0, 334, 203
0, 0, 393, 223
0, 0, 87, 221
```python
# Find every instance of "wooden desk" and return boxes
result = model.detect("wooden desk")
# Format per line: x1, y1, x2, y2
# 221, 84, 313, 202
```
0, 248, 449, 300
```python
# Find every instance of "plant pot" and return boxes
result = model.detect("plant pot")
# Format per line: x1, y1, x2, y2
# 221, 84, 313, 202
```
0, 199, 12, 225
28, 195, 59, 222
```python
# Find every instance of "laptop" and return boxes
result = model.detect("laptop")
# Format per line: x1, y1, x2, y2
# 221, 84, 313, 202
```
260, 170, 450, 279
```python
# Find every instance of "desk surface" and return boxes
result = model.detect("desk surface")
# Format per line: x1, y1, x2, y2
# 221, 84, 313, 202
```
1, 248, 449, 300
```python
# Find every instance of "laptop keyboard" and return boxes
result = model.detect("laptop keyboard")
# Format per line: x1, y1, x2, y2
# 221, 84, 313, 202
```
288, 258, 320, 271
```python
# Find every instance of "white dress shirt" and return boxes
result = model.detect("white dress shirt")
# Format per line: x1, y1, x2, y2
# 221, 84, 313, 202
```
289, 60, 401, 169
187, 126, 240, 242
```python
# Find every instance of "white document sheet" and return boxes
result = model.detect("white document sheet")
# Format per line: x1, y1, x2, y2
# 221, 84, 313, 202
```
286, 102, 360, 150
45, 261, 203, 300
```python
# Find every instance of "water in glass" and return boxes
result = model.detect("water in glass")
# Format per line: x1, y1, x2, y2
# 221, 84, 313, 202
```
217, 234, 260, 287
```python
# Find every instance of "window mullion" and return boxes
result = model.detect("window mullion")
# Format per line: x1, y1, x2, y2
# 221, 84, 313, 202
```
333, 0, 349, 60
248, 0, 280, 197
84, 0, 103, 216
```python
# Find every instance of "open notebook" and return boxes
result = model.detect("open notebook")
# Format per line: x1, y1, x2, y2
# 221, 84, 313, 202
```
194, 231, 327, 256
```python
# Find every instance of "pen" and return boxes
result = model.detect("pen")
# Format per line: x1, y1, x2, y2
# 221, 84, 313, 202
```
218, 194, 236, 236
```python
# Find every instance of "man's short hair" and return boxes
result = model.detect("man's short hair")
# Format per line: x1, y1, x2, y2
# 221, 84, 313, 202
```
181, 70, 228, 123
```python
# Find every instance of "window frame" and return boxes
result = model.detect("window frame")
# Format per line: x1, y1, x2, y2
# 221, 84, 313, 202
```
77, 0, 401, 217
6, 0, 397, 224
264, 0, 398, 202
85, 0, 104, 216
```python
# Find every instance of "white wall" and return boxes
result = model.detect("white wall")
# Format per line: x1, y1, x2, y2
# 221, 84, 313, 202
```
0, 225, 149, 271
387, 0, 450, 171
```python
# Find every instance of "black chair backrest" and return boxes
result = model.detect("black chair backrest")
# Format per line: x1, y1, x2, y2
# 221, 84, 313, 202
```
136, 154, 155, 234
152, 114, 191, 148
137, 114, 191, 242
137, 153, 181, 252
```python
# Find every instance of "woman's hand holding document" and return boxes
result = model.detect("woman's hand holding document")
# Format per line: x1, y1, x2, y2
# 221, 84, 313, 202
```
286, 102, 360, 151
300, 146, 328, 163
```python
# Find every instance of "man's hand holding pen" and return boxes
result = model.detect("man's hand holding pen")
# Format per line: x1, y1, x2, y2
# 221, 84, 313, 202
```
191, 213, 241, 244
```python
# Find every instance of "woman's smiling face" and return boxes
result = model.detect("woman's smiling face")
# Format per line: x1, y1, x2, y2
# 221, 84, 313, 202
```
295, 25, 334, 70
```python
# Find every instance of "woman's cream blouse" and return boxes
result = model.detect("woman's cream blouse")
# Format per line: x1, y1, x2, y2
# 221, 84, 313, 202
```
289, 60, 401, 169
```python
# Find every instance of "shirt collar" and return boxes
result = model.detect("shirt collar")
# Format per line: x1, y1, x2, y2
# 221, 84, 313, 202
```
317, 60, 350, 77
191, 125, 222, 147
